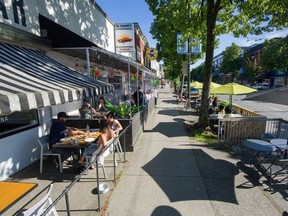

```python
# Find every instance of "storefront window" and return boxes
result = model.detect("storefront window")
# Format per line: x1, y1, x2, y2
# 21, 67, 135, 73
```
0, 109, 38, 138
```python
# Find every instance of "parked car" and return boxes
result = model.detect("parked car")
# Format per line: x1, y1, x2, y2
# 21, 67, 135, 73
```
251, 83, 270, 90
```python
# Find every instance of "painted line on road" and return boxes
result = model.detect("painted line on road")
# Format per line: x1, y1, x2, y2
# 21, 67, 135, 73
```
269, 107, 283, 111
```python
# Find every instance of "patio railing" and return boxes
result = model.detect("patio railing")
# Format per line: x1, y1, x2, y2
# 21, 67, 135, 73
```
217, 117, 288, 145
40, 122, 132, 215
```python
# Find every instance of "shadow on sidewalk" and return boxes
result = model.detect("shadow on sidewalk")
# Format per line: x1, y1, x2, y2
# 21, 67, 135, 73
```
158, 109, 199, 117
142, 148, 239, 203
9, 158, 80, 182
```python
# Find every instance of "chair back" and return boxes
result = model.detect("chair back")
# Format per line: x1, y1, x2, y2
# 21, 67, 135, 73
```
91, 138, 115, 165
260, 133, 275, 140
18, 184, 58, 216
38, 135, 50, 151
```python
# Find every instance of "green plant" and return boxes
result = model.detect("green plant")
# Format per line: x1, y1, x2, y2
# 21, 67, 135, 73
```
105, 101, 144, 119
151, 79, 160, 88
190, 128, 217, 143
218, 101, 232, 113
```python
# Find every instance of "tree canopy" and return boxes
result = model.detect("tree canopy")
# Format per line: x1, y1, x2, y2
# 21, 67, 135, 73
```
145, 0, 288, 127
220, 43, 242, 80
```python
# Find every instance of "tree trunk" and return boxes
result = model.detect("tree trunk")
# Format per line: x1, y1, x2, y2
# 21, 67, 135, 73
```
198, 0, 221, 128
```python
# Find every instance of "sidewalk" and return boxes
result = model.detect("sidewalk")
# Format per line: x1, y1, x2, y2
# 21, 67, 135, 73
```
3, 87, 287, 216
105, 87, 287, 216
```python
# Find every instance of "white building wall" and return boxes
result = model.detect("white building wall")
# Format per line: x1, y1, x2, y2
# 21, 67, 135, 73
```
37, 0, 115, 52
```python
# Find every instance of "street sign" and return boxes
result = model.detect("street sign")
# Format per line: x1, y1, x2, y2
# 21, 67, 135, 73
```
177, 33, 188, 54
177, 33, 202, 54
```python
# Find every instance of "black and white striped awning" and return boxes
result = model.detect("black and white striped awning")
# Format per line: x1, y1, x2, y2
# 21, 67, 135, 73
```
0, 42, 114, 115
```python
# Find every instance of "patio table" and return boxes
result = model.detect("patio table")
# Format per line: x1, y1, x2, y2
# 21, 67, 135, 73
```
243, 139, 277, 165
52, 131, 101, 158
0, 182, 37, 214
270, 138, 288, 158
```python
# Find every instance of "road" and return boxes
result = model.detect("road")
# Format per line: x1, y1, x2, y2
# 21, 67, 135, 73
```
219, 94, 288, 121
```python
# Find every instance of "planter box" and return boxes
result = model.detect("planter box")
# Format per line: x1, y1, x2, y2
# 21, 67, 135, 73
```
119, 96, 156, 151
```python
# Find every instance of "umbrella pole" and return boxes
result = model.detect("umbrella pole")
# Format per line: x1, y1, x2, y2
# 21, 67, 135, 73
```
229, 95, 232, 111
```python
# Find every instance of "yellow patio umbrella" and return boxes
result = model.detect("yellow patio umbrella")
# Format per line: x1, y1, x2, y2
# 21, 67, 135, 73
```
210, 82, 257, 108
210, 82, 222, 90
190, 81, 203, 89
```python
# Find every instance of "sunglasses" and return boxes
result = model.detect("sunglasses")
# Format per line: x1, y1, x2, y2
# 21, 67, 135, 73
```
107, 116, 113, 119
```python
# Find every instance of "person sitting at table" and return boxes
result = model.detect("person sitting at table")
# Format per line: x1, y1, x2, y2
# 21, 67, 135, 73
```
78, 121, 116, 165
49, 112, 85, 160
96, 96, 107, 112
106, 112, 123, 135
212, 96, 219, 108
79, 101, 96, 119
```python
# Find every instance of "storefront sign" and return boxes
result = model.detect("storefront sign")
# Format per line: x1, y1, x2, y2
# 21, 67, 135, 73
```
0, 0, 40, 35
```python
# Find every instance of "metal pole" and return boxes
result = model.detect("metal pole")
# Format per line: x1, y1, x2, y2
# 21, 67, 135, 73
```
96, 159, 100, 210
64, 190, 71, 216
86, 48, 90, 77
187, 3, 191, 107
128, 58, 131, 117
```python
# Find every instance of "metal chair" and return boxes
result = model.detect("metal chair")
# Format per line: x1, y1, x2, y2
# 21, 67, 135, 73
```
260, 133, 275, 141
18, 184, 58, 216
85, 139, 116, 178
38, 135, 63, 173
260, 159, 288, 190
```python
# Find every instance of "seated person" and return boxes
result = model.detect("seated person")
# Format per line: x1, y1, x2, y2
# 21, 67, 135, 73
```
96, 96, 107, 112
49, 112, 85, 160
212, 96, 219, 108
106, 112, 123, 135
78, 121, 115, 164
79, 101, 96, 119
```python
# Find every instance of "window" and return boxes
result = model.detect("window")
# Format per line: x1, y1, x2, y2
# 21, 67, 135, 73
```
0, 109, 39, 138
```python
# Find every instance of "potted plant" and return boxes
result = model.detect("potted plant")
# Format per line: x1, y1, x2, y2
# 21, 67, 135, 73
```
218, 101, 232, 114
105, 101, 144, 119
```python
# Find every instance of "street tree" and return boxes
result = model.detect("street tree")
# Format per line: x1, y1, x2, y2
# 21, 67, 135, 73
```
220, 43, 242, 81
145, 0, 288, 128
260, 35, 288, 84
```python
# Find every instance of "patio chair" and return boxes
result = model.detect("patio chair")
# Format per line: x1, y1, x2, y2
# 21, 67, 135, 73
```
260, 133, 275, 141
260, 159, 288, 190
18, 184, 58, 216
109, 135, 123, 161
85, 138, 116, 178
38, 135, 63, 173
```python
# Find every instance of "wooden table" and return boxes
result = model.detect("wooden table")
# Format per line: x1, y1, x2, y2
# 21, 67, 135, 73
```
0, 181, 37, 214
52, 131, 101, 148
52, 131, 101, 159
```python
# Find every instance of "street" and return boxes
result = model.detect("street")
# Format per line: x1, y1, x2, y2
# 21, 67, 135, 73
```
219, 94, 288, 121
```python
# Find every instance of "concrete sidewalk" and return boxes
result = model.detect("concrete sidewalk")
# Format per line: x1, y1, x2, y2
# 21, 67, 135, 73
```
106, 87, 287, 216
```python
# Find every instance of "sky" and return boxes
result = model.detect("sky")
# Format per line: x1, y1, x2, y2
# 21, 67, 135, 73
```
96, 0, 288, 67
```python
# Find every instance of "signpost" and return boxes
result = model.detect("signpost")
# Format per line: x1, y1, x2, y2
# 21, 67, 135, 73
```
177, 33, 201, 108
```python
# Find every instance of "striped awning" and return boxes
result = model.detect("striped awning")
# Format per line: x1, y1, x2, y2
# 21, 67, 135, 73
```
0, 42, 114, 115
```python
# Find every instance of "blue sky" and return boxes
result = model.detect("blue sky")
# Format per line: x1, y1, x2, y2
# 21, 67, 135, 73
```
96, 0, 288, 66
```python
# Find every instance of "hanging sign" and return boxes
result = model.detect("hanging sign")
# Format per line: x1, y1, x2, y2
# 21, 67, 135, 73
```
146, 48, 158, 61
177, 33, 202, 54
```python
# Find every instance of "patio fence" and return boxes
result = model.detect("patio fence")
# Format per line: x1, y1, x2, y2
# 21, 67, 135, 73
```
217, 117, 288, 145
40, 122, 132, 215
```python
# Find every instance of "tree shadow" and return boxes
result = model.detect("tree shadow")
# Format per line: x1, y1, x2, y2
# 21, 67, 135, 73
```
143, 121, 188, 137
158, 109, 199, 117
142, 148, 239, 203
151, 205, 181, 216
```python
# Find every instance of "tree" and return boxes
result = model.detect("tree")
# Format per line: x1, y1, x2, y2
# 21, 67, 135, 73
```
260, 35, 288, 84
145, 0, 288, 128
242, 54, 262, 83
219, 43, 242, 81
191, 64, 205, 81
